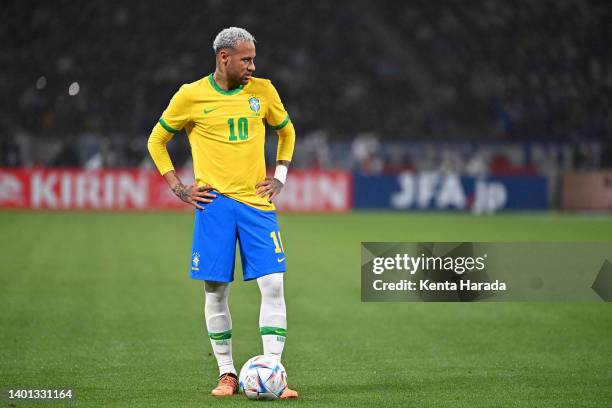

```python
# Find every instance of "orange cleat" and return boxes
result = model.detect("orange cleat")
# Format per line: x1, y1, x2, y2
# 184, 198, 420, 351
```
211, 373, 238, 396
280, 386, 299, 399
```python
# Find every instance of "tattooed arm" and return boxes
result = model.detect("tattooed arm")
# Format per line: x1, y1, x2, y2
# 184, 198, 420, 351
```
163, 170, 216, 210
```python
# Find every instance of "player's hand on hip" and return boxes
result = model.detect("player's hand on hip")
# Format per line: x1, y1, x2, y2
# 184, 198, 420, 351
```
172, 183, 216, 210
256, 177, 283, 201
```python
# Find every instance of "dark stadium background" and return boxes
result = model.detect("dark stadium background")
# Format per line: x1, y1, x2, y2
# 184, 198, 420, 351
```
3, 1, 611, 172
1, 1, 611, 407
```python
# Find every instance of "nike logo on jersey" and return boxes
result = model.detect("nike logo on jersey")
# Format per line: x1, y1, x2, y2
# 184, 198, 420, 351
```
277, 257, 286, 263
204, 107, 218, 114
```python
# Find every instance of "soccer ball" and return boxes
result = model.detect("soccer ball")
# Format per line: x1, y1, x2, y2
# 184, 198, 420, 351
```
238, 355, 287, 400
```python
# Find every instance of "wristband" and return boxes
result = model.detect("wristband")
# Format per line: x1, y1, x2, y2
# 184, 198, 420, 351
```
274, 164, 288, 184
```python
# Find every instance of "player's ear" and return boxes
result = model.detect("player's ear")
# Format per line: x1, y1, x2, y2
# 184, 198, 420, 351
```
218, 49, 229, 65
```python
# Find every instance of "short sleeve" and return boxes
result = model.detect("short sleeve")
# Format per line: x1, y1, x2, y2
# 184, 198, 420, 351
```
159, 85, 191, 133
265, 81, 291, 130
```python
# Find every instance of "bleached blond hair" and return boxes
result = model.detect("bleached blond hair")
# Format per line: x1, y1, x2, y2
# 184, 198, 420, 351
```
213, 27, 256, 53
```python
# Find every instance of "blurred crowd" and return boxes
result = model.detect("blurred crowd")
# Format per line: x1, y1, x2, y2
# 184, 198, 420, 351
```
1, 0, 611, 171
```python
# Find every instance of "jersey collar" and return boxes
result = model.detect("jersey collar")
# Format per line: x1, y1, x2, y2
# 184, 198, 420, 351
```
208, 74, 244, 96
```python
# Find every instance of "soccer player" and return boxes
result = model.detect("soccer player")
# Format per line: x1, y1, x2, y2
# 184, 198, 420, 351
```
147, 27, 298, 398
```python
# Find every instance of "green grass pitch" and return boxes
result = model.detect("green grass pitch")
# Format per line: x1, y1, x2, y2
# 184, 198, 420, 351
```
1, 211, 611, 407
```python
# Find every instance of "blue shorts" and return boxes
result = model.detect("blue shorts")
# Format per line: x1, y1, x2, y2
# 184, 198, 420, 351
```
190, 194, 286, 282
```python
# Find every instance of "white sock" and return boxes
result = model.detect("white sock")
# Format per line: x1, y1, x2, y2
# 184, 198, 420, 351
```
204, 281, 236, 376
257, 273, 287, 361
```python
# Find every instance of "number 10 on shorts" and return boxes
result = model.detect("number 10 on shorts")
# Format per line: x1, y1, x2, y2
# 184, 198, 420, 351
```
270, 231, 284, 253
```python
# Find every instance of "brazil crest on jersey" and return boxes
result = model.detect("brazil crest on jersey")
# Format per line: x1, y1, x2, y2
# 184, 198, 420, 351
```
158, 74, 291, 210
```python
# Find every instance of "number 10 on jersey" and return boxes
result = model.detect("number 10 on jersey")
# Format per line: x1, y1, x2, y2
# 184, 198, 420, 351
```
228, 117, 248, 141
270, 231, 284, 253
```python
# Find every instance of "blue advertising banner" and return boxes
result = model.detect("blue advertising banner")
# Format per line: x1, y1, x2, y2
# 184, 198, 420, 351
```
353, 172, 548, 212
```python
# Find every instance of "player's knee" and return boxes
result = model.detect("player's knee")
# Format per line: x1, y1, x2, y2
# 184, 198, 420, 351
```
263, 285, 283, 301
205, 281, 230, 305
258, 273, 284, 300
206, 292, 227, 306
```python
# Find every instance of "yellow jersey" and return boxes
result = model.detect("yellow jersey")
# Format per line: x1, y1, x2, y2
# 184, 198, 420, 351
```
148, 74, 295, 210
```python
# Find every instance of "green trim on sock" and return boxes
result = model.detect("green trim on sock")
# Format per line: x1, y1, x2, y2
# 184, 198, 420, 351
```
208, 330, 232, 340
260, 326, 287, 337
